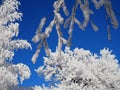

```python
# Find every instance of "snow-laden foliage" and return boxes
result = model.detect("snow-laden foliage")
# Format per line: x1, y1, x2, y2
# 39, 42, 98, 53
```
32, 0, 119, 63
0, 64, 18, 90
0, 0, 31, 64
0, 0, 31, 89
32, 85, 49, 90
35, 47, 120, 90
0, 63, 30, 90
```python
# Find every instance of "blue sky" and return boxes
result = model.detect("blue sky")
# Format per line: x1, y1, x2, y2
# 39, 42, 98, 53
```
12, 0, 120, 87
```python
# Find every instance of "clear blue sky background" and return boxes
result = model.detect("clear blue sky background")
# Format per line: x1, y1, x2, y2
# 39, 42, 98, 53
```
11, 0, 120, 87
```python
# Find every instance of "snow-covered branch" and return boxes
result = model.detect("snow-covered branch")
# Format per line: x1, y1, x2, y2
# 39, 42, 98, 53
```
0, 0, 31, 89
32, 0, 119, 63
32, 0, 69, 63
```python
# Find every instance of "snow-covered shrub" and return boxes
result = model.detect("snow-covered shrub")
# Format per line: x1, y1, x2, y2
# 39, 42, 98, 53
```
36, 47, 120, 90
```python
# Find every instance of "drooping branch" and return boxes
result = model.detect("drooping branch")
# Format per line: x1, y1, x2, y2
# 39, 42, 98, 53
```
32, 0, 119, 64
32, 0, 69, 63
104, 0, 118, 29
67, 0, 79, 46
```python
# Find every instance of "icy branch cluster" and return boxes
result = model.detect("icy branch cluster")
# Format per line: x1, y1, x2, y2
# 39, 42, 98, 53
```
32, 0, 119, 63
35, 47, 120, 90
32, 0, 69, 63
0, 0, 31, 89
